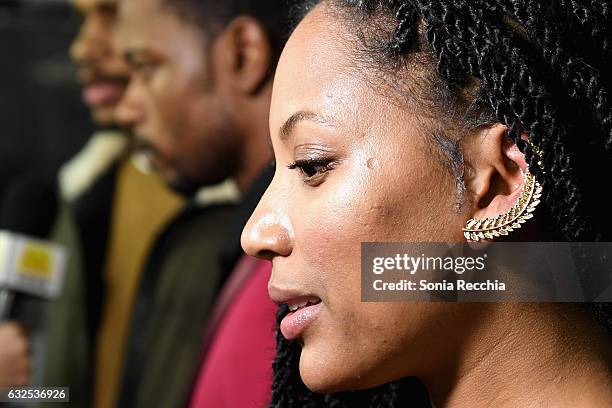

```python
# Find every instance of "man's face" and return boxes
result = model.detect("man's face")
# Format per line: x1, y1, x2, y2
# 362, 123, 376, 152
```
71, 0, 130, 127
115, 0, 237, 195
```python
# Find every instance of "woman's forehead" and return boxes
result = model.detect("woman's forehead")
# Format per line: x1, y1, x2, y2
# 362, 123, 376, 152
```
271, 6, 368, 133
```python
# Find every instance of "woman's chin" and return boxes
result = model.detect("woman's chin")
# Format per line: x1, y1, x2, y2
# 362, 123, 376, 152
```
299, 369, 353, 394
299, 348, 373, 394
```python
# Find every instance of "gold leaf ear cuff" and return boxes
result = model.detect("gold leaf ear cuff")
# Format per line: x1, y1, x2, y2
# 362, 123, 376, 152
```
462, 170, 543, 242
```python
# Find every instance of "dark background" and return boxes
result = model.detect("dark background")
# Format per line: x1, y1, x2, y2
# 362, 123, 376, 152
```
0, 0, 93, 202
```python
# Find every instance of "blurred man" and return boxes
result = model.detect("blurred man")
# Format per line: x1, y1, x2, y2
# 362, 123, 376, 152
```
115, 0, 276, 195
62, 0, 131, 202
113, 0, 287, 406
71, 0, 127, 128
38, 0, 184, 405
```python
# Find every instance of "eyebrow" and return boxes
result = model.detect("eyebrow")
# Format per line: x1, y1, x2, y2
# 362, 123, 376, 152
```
92, 0, 118, 14
279, 110, 332, 140
74, 0, 116, 15
96, 1, 117, 9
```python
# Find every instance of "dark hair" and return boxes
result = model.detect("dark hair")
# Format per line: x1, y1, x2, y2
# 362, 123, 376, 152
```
270, 1, 612, 406
162, 0, 291, 57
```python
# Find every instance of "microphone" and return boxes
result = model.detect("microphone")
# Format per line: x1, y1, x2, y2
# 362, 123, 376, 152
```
0, 176, 68, 320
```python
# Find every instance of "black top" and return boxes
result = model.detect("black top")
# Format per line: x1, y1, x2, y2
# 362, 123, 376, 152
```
118, 163, 274, 408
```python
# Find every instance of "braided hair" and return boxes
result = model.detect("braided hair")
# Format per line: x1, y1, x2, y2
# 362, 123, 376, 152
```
270, 1, 612, 406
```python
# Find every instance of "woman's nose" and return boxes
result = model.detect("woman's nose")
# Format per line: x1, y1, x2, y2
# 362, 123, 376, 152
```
241, 190, 293, 260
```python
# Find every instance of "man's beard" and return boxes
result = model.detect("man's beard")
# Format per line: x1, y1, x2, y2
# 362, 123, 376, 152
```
132, 135, 202, 197
168, 172, 202, 197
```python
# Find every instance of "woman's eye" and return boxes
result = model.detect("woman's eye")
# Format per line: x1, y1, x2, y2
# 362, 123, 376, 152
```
287, 159, 335, 184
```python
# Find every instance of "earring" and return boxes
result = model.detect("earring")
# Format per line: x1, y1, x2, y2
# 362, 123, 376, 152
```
462, 170, 543, 242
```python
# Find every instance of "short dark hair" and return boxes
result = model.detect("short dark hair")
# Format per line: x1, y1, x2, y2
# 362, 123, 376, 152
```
162, 0, 291, 56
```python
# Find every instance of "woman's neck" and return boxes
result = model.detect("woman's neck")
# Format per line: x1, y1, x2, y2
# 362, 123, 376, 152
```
423, 303, 612, 408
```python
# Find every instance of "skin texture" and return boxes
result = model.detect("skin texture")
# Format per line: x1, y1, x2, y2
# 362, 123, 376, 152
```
71, 0, 130, 126
242, 4, 612, 407
114, 0, 273, 194
0, 323, 30, 387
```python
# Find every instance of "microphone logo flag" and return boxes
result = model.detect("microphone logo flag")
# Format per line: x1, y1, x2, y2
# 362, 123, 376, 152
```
0, 231, 68, 300
17, 242, 53, 279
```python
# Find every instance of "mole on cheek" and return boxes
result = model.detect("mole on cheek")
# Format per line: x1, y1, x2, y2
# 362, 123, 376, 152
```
366, 158, 378, 169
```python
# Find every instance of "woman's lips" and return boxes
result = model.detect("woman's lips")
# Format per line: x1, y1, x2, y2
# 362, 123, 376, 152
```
82, 81, 125, 107
280, 300, 322, 340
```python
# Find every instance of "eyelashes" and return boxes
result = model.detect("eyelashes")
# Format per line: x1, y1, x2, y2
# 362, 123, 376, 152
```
287, 158, 336, 186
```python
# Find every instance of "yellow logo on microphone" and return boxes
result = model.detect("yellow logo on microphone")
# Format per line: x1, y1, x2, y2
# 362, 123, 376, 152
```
16, 243, 53, 279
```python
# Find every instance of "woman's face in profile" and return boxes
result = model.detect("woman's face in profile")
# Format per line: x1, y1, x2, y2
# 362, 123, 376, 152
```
243, 4, 482, 393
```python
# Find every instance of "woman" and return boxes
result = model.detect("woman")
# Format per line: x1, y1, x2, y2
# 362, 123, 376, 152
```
242, 0, 612, 406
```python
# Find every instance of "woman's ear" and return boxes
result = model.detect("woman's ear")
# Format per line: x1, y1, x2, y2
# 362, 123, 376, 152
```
464, 124, 529, 222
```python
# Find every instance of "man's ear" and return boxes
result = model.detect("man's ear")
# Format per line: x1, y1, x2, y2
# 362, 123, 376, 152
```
214, 16, 273, 95
464, 123, 529, 222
